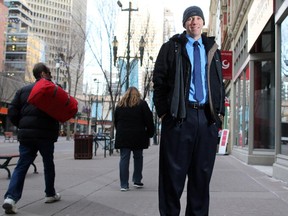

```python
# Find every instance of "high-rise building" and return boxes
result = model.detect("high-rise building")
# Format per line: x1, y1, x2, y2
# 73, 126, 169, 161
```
163, 8, 176, 43
27, 0, 87, 97
0, 0, 88, 133
0, 0, 8, 73
2, 0, 87, 97
4, 0, 37, 81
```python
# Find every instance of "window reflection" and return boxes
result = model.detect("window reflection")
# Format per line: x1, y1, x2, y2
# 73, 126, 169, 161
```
280, 16, 288, 155
254, 61, 275, 149
234, 69, 249, 148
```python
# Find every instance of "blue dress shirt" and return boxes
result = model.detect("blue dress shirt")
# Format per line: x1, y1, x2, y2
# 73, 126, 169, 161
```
185, 34, 207, 104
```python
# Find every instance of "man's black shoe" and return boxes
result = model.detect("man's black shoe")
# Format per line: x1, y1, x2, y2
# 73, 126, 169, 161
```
133, 182, 144, 188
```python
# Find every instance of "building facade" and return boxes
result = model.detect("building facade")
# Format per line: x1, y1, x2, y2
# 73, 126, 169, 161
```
4, 0, 34, 81
27, 0, 87, 97
273, 0, 288, 182
211, 0, 288, 183
0, 0, 8, 73
2, 0, 87, 96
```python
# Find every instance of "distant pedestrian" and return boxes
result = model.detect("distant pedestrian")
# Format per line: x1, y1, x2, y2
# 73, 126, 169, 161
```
2, 63, 61, 214
153, 6, 225, 216
114, 87, 154, 191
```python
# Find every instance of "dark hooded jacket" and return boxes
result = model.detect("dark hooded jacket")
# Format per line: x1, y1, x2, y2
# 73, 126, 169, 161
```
8, 79, 59, 142
153, 32, 225, 127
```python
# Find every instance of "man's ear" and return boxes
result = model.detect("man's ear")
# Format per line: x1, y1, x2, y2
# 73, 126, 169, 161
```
40, 71, 45, 78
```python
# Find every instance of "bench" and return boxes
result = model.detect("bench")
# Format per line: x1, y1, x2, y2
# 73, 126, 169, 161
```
94, 134, 115, 157
4, 132, 18, 142
0, 154, 38, 179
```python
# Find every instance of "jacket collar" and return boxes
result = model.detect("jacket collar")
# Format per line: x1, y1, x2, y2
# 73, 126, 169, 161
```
170, 31, 216, 52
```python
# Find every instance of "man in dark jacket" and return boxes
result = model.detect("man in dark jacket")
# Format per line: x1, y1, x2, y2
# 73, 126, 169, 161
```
2, 63, 61, 214
153, 6, 225, 216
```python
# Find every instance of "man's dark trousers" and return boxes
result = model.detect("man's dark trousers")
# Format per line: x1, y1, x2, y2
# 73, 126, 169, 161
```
158, 106, 218, 216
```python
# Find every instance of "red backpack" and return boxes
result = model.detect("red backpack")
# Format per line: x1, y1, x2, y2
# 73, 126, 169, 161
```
28, 78, 78, 122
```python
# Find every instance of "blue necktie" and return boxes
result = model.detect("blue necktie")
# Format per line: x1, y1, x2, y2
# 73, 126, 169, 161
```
193, 41, 203, 102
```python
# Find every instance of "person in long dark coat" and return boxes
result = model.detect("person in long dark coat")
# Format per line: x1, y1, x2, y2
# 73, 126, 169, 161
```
114, 87, 154, 191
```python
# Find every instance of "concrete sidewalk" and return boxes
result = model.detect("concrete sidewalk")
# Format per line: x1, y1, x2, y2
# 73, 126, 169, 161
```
1, 137, 288, 216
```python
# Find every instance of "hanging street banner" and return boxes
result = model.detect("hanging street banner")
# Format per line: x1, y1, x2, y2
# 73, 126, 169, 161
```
221, 51, 233, 80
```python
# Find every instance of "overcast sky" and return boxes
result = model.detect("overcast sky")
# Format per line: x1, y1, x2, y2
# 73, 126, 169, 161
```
84, 0, 211, 91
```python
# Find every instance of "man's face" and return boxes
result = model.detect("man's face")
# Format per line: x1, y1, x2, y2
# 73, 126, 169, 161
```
184, 16, 204, 39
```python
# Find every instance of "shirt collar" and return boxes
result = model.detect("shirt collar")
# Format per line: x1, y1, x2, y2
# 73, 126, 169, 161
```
185, 34, 203, 47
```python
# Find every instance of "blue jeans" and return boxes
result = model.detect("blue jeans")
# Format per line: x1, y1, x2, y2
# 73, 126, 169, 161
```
4, 140, 56, 202
119, 148, 143, 188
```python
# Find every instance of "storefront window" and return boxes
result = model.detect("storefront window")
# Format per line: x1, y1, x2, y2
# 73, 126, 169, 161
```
235, 74, 246, 147
254, 61, 275, 149
280, 16, 288, 155
235, 80, 241, 146
244, 68, 250, 146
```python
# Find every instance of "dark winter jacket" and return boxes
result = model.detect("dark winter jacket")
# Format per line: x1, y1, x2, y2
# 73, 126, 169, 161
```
114, 100, 154, 149
153, 32, 225, 127
8, 79, 59, 142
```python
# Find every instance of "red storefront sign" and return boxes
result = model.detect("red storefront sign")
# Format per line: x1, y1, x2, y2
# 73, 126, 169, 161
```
221, 51, 233, 80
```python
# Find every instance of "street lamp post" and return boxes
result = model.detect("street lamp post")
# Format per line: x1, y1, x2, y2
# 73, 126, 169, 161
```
55, 53, 64, 83
94, 79, 100, 134
55, 60, 60, 83
114, 1, 145, 91
112, 35, 145, 90
88, 96, 92, 134
82, 93, 92, 134
112, 36, 118, 67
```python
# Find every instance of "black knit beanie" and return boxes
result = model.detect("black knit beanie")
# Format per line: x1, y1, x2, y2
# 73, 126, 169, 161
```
182, 6, 205, 27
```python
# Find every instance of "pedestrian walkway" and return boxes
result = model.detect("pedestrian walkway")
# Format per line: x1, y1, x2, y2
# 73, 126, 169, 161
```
1, 136, 288, 215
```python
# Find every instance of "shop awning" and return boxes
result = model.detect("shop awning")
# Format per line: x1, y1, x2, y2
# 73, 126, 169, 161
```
0, 107, 8, 115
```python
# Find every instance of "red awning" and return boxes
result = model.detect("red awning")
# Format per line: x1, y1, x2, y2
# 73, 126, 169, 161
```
0, 107, 8, 115
69, 119, 88, 125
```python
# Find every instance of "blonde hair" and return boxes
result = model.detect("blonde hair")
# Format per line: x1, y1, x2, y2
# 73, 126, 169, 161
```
117, 86, 141, 107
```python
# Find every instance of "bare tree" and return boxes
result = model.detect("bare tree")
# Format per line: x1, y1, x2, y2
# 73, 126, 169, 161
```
139, 13, 156, 100
84, 0, 120, 138
78, 1, 158, 139
52, 7, 87, 140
